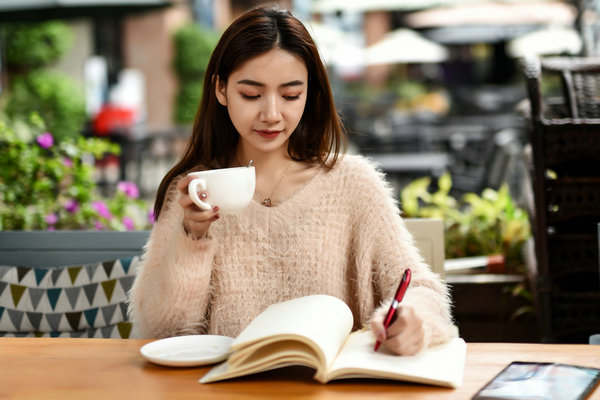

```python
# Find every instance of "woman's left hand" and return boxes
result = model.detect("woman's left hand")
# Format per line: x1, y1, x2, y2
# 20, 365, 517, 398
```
370, 303, 426, 356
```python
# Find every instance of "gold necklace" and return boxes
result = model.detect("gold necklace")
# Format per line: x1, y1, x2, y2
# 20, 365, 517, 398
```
260, 161, 293, 207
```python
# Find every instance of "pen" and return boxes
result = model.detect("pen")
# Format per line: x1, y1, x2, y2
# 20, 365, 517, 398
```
374, 268, 412, 352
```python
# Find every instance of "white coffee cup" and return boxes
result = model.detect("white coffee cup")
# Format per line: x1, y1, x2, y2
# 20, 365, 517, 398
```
187, 166, 256, 215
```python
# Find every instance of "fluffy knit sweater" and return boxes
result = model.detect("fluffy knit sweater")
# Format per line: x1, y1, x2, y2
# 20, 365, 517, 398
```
128, 154, 457, 347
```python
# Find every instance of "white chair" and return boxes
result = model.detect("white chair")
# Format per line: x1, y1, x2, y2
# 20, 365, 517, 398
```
404, 218, 445, 280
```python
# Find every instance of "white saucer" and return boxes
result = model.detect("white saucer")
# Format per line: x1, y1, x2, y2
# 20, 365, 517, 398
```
140, 335, 234, 367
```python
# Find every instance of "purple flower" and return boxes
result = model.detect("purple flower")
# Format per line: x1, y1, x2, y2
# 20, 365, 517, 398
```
63, 157, 73, 168
45, 213, 58, 225
64, 199, 79, 213
36, 132, 54, 149
94, 220, 104, 230
117, 181, 139, 199
92, 201, 112, 219
123, 216, 135, 231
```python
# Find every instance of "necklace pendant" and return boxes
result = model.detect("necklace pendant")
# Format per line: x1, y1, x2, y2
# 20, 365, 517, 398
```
263, 198, 272, 207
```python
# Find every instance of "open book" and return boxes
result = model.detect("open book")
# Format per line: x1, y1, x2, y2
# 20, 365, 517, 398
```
200, 294, 466, 387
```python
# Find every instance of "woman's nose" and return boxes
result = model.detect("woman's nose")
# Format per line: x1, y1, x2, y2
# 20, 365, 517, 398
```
261, 96, 281, 122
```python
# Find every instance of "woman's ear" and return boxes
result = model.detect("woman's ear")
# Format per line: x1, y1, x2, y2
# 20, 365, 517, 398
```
214, 75, 227, 106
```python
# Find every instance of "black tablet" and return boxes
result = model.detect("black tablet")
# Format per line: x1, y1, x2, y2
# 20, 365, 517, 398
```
472, 361, 600, 400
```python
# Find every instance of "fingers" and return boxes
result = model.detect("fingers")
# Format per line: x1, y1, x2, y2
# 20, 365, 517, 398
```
178, 175, 209, 210
177, 175, 220, 239
372, 304, 426, 356
370, 310, 387, 344
176, 175, 196, 192
182, 205, 219, 239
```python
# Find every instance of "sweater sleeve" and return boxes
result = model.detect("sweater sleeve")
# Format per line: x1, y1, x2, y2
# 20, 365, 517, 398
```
351, 157, 458, 347
128, 178, 218, 338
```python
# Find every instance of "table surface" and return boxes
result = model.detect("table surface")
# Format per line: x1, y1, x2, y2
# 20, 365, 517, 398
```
1, 338, 599, 400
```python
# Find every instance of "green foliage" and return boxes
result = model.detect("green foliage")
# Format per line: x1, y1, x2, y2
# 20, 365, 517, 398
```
5, 70, 87, 142
4, 21, 74, 70
401, 173, 531, 270
0, 115, 154, 231
173, 24, 218, 79
2, 21, 86, 142
172, 23, 218, 124
175, 79, 203, 124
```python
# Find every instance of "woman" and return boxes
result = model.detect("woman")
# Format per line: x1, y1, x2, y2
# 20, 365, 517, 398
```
128, 6, 456, 356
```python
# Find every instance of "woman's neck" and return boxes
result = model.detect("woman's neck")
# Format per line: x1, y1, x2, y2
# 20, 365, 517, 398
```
235, 148, 292, 175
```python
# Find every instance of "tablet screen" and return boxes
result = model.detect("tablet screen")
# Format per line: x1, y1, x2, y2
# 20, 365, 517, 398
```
472, 361, 600, 400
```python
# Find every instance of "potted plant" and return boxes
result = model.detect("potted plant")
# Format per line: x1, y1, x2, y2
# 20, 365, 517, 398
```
401, 172, 531, 272
0, 114, 153, 231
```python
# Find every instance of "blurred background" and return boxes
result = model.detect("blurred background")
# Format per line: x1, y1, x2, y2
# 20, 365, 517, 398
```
1, 0, 597, 199
1, 0, 600, 343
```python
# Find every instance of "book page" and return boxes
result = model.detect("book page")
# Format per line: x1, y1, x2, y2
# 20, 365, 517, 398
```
326, 330, 466, 388
231, 295, 353, 369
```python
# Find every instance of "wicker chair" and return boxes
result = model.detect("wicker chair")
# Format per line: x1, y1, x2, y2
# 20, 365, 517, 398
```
522, 56, 600, 343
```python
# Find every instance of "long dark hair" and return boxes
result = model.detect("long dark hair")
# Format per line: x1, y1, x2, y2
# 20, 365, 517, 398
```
154, 6, 346, 219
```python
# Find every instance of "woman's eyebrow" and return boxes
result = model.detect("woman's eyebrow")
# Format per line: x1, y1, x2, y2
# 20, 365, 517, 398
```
236, 79, 305, 88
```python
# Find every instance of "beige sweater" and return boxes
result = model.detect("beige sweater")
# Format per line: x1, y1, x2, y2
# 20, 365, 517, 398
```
128, 155, 457, 346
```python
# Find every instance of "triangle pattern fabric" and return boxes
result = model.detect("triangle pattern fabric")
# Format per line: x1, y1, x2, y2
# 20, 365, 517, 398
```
51, 268, 63, 286
101, 304, 117, 326
67, 266, 82, 285
10, 284, 26, 307
8, 309, 24, 330
120, 257, 132, 274
119, 302, 128, 320
65, 287, 81, 309
46, 288, 62, 311
34, 268, 49, 285
16, 267, 30, 283
102, 261, 114, 279
28, 288, 45, 310
65, 312, 82, 331
117, 322, 132, 339
119, 276, 135, 296
45, 313, 62, 332
0, 256, 141, 337
26, 312, 43, 331
101, 279, 117, 303
0, 266, 9, 281
85, 263, 98, 281
84, 308, 98, 328
83, 283, 98, 306
101, 325, 114, 338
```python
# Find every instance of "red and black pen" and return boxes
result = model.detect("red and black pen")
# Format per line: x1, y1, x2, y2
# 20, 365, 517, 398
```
374, 268, 412, 352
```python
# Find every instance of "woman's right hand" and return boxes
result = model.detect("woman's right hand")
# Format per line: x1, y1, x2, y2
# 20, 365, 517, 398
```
177, 175, 220, 239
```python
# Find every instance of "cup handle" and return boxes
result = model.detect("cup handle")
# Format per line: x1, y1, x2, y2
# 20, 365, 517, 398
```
188, 178, 211, 210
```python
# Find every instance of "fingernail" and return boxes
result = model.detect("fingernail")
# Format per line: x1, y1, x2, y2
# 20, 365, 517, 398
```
213, 206, 219, 212
376, 331, 385, 342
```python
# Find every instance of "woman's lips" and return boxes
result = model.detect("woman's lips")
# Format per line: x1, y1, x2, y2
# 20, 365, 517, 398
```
255, 130, 282, 139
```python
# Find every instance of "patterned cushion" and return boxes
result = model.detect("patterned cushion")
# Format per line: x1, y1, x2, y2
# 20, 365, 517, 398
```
0, 256, 141, 338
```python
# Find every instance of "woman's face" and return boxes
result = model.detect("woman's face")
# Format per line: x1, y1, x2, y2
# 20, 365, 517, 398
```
216, 48, 308, 156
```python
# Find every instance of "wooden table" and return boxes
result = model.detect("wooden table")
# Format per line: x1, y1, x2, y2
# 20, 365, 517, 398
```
1, 338, 599, 399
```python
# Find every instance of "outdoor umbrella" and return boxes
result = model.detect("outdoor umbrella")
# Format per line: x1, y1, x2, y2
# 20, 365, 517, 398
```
365, 28, 448, 65
306, 21, 365, 76
312, 0, 484, 13
507, 27, 583, 58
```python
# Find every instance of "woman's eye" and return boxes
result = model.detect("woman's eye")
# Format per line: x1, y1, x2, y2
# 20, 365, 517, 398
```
283, 95, 300, 100
241, 94, 260, 100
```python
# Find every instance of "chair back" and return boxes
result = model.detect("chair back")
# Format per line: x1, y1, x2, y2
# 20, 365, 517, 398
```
404, 218, 445, 280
